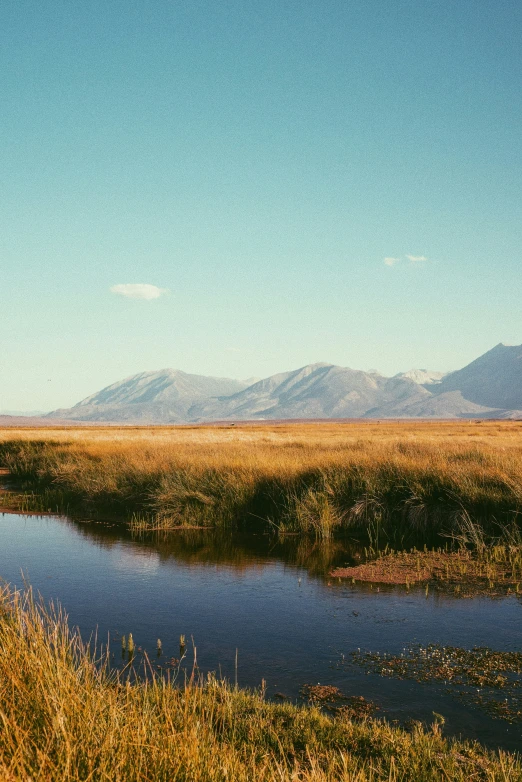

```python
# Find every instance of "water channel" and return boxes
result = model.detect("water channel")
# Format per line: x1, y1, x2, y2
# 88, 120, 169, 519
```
1, 511, 520, 751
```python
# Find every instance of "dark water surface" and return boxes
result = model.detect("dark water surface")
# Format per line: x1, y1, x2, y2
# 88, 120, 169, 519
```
1, 512, 521, 751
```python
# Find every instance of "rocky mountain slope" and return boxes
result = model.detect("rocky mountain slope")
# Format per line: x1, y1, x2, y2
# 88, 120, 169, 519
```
394, 369, 446, 385
431, 343, 522, 409
189, 364, 430, 421
48, 370, 247, 423
45, 344, 522, 423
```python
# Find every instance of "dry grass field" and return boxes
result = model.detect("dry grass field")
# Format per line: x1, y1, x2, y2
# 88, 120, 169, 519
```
1, 420, 522, 538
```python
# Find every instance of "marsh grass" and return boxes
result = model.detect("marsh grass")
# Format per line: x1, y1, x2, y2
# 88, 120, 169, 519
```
332, 546, 522, 595
1, 422, 522, 540
0, 585, 521, 781
331, 516, 522, 595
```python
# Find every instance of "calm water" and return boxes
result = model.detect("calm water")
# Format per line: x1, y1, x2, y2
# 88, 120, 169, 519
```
1, 512, 521, 751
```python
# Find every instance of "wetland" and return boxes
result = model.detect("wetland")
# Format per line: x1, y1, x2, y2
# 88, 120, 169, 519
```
1, 422, 522, 779
1, 510, 521, 752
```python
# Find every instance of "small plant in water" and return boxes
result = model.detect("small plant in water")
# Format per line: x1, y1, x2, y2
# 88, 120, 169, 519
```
301, 684, 344, 703
346, 644, 522, 723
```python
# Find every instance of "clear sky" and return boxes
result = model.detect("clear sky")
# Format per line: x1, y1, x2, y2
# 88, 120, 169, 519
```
1, 0, 521, 410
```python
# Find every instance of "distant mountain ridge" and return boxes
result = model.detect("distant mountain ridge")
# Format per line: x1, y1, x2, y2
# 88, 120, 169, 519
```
394, 369, 446, 385
188, 364, 430, 421
46, 343, 522, 423
50, 370, 247, 423
431, 343, 522, 409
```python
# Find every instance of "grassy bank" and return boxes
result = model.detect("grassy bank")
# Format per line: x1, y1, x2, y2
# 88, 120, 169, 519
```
0, 585, 520, 781
2, 422, 522, 538
1, 422, 522, 539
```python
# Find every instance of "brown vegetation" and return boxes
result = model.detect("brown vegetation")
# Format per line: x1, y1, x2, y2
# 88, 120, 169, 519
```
348, 644, 522, 724
331, 546, 522, 590
1, 421, 522, 538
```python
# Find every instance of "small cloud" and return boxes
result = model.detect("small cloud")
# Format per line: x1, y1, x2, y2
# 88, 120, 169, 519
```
110, 283, 169, 300
406, 255, 428, 262
384, 257, 400, 266
225, 347, 242, 353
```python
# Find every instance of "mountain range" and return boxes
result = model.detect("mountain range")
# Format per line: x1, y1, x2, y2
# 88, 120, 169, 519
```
44, 343, 522, 424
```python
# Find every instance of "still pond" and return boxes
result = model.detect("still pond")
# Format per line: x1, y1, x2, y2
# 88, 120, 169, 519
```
0, 511, 520, 751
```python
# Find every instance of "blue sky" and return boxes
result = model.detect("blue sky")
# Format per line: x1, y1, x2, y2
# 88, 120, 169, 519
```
1, 0, 521, 410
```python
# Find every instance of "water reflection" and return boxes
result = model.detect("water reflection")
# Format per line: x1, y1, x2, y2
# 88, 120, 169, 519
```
67, 518, 360, 577
1, 512, 521, 753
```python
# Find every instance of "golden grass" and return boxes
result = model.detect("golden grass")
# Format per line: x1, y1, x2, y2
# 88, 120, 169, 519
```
3, 418, 522, 446
331, 545, 522, 590
0, 584, 521, 781
1, 421, 522, 536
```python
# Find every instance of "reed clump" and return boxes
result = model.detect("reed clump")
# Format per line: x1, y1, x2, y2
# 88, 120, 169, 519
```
1, 421, 522, 539
0, 584, 520, 781
332, 546, 522, 594
331, 518, 522, 594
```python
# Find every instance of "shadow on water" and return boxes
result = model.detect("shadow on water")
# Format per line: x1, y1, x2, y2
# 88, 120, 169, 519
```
66, 517, 363, 578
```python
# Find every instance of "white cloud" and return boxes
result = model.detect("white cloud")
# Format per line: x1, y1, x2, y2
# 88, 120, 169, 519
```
384, 257, 400, 266
110, 283, 169, 300
406, 255, 428, 262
